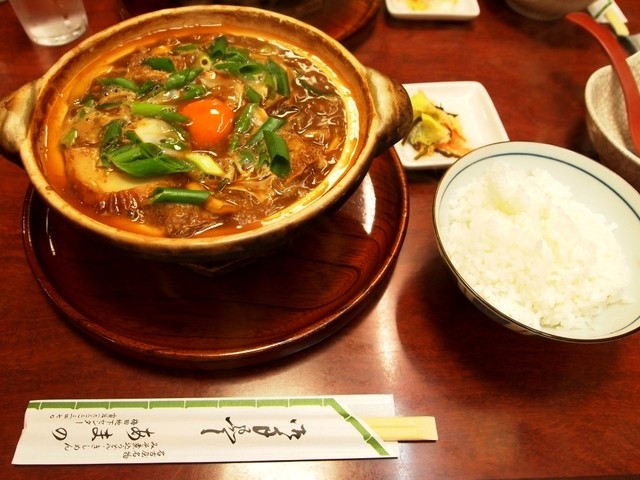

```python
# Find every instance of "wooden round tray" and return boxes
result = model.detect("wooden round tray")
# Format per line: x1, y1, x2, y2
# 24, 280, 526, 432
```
22, 151, 409, 370
118, 0, 380, 42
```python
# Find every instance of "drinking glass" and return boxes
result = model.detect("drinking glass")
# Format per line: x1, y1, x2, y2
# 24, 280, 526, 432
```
8, 0, 87, 46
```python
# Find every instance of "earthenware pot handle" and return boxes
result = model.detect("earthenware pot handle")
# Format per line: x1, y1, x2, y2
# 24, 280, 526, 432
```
365, 67, 413, 157
0, 79, 43, 167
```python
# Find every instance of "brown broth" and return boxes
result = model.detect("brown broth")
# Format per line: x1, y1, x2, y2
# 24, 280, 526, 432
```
45, 28, 354, 238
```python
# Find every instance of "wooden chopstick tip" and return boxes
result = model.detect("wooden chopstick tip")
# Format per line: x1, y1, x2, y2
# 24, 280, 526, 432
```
605, 9, 630, 37
363, 416, 438, 442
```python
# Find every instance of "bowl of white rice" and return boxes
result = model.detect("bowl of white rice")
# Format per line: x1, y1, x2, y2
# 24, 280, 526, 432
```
433, 141, 640, 342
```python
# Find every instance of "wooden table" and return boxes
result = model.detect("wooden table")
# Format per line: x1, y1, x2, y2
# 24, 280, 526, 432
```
1, 0, 639, 478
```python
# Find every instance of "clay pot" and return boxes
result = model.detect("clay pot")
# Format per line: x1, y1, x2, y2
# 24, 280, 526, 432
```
0, 6, 412, 264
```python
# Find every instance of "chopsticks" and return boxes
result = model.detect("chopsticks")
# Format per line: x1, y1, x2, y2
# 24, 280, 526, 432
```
364, 416, 438, 442
605, 8, 629, 36
589, 0, 629, 36
591, 1, 640, 56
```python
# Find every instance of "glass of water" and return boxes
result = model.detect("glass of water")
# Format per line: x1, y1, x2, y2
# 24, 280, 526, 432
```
8, 0, 87, 46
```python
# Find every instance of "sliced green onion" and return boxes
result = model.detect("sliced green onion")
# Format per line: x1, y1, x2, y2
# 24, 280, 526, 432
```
61, 128, 78, 148
195, 51, 213, 70
125, 130, 143, 144
98, 77, 140, 93
208, 36, 228, 60
172, 43, 197, 53
106, 143, 140, 165
99, 119, 125, 165
224, 47, 251, 63
234, 104, 257, 134
149, 187, 211, 205
214, 60, 262, 77
234, 62, 265, 77
163, 67, 203, 91
185, 152, 226, 177
138, 141, 163, 158
263, 130, 290, 178
256, 144, 270, 169
237, 148, 256, 167
139, 80, 160, 96
79, 95, 96, 107
265, 59, 290, 97
263, 72, 276, 97
247, 116, 286, 147
229, 103, 258, 150
143, 57, 176, 73
107, 141, 156, 164
245, 86, 262, 103
130, 102, 190, 124
212, 60, 234, 71
181, 84, 207, 101
111, 153, 193, 178
234, 62, 264, 77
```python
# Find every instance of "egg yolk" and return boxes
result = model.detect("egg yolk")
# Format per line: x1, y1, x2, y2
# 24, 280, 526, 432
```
179, 98, 234, 149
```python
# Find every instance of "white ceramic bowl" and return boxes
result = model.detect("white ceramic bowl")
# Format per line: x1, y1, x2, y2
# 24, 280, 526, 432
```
433, 141, 640, 342
586, 51, 640, 193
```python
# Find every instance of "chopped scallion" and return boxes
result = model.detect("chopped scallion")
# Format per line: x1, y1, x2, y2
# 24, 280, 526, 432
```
172, 44, 197, 53
143, 57, 176, 73
265, 59, 290, 97
185, 152, 227, 177
263, 130, 291, 178
245, 86, 262, 103
130, 102, 190, 124
99, 119, 125, 165
208, 36, 228, 60
111, 152, 193, 178
163, 67, 203, 91
181, 84, 207, 101
229, 103, 258, 150
98, 77, 140, 93
234, 103, 257, 134
139, 80, 160, 96
237, 148, 256, 167
247, 116, 286, 147
61, 128, 78, 148
234, 61, 265, 77
224, 47, 251, 63
149, 187, 211, 205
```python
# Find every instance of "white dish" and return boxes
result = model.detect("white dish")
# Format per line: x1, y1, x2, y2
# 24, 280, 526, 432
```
385, 0, 480, 20
433, 141, 640, 342
393, 81, 509, 170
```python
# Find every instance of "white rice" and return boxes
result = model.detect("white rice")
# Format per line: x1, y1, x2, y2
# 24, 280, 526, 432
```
445, 161, 630, 330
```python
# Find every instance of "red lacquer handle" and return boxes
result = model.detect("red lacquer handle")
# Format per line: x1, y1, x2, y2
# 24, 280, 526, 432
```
566, 12, 640, 155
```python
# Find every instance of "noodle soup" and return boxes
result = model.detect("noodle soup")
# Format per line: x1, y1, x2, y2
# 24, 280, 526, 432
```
45, 29, 355, 238
7, 6, 411, 262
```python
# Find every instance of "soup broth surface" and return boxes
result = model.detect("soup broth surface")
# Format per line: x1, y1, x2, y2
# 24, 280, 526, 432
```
49, 30, 352, 238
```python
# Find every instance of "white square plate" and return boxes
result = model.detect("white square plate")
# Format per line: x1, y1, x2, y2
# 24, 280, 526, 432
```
393, 81, 509, 170
385, 0, 480, 20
